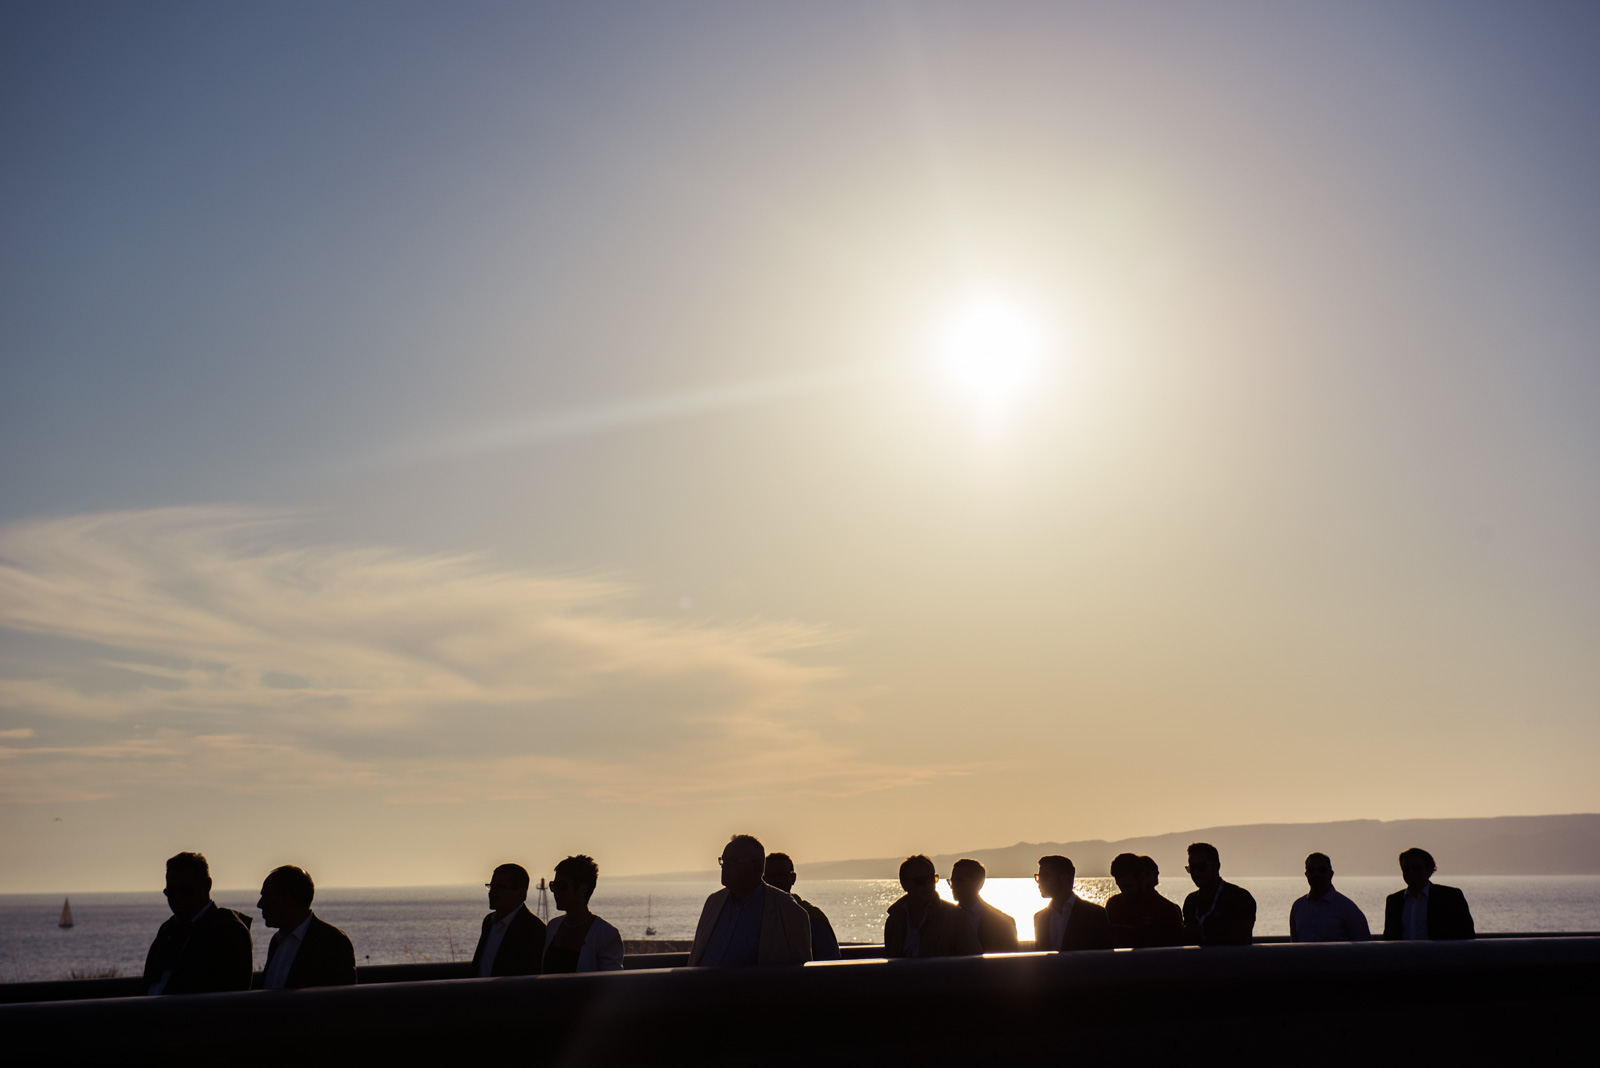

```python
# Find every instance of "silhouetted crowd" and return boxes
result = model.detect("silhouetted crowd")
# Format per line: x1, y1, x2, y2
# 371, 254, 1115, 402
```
141, 837, 1474, 994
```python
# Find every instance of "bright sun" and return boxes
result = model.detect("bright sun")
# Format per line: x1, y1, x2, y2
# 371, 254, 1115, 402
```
941, 296, 1043, 403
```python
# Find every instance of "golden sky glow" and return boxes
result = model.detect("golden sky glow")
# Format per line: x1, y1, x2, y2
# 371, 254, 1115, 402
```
2, 3, 1597, 891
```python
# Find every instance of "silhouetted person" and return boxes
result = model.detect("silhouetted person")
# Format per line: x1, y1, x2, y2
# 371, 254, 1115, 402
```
1105, 852, 1183, 948
764, 852, 840, 961
689, 835, 812, 966
256, 865, 356, 989
1290, 852, 1371, 942
1382, 847, 1475, 941
885, 855, 983, 957
1181, 842, 1256, 946
143, 851, 253, 994
948, 858, 1019, 952
542, 855, 624, 972
1032, 855, 1112, 951
470, 863, 547, 976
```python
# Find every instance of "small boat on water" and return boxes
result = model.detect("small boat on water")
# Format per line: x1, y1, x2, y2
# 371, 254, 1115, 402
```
644, 895, 656, 938
59, 898, 74, 928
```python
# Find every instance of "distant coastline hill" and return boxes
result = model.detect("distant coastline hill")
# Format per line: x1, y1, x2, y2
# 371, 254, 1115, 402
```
625, 814, 1600, 881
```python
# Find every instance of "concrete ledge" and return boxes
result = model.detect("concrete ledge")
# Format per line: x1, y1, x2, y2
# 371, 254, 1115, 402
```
3, 938, 1595, 1064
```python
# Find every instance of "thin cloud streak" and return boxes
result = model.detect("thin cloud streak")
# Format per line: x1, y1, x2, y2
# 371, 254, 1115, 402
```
0, 507, 978, 806
351, 360, 903, 473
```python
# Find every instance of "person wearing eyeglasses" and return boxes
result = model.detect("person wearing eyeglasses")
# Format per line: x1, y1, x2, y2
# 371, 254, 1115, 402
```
1289, 853, 1370, 942
1032, 855, 1112, 951
948, 858, 1020, 953
1382, 848, 1474, 941
884, 855, 983, 958
470, 863, 547, 977
541, 855, 624, 972
256, 865, 357, 989
688, 834, 812, 966
1180, 843, 1256, 946
142, 851, 254, 995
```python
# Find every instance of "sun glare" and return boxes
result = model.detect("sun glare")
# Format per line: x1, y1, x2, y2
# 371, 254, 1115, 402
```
941, 297, 1043, 404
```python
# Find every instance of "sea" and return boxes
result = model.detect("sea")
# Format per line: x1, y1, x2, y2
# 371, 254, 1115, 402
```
4, 875, 1598, 985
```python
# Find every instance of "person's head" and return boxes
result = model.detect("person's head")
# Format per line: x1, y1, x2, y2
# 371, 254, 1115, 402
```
899, 854, 939, 905
552, 855, 599, 913
719, 834, 765, 896
1186, 843, 1221, 889
1139, 855, 1161, 891
949, 858, 986, 906
487, 863, 530, 915
1110, 853, 1144, 897
1304, 852, 1334, 896
763, 852, 797, 893
257, 865, 315, 930
163, 852, 213, 920
1036, 855, 1075, 901
1398, 847, 1436, 891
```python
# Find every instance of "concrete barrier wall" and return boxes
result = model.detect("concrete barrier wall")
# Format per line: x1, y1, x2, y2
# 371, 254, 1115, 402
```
3, 938, 1596, 1064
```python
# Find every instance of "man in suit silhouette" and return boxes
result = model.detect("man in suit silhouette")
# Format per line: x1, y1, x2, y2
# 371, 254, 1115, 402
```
885, 854, 984, 958
1105, 852, 1183, 948
1181, 842, 1256, 946
764, 852, 841, 961
689, 834, 812, 966
948, 858, 1020, 952
1032, 855, 1112, 951
1382, 847, 1475, 941
471, 863, 546, 976
256, 865, 357, 989
143, 851, 254, 994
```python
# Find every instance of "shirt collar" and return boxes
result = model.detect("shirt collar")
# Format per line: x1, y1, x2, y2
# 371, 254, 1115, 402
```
190, 901, 216, 924
290, 913, 314, 940
1406, 882, 1431, 900
494, 902, 524, 928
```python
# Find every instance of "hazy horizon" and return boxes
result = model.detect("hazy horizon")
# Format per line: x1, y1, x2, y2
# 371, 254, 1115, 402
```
3, 4, 1597, 895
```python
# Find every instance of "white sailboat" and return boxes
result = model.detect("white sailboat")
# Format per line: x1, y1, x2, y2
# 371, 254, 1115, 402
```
644, 894, 656, 938
59, 897, 74, 928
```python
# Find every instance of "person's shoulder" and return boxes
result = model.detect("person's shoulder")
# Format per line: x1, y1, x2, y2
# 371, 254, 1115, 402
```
1224, 881, 1256, 903
309, 913, 353, 944
1290, 892, 1312, 908
1431, 883, 1467, 900
1077, 896, 1108, 915
771, 887, 808, 915
979, 898, 1013, 920
590, 915, 621, 938
1153, 892, 1181, 914
208, 906, 254, 936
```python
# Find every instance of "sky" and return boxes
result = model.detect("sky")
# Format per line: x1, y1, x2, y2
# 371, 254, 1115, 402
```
2, 2, 1598, 892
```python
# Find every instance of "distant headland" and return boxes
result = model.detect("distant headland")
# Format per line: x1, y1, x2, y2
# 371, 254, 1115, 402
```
619, 814, 1600, 881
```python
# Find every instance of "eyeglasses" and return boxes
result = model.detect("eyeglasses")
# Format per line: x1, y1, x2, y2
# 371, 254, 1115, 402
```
163, 886, 201, 897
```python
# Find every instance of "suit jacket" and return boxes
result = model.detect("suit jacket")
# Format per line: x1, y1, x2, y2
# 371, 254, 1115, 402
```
541, 914, 625, 972
1033, 896, 1114, 951
884, 896, 985, 958
964, 898, 1021, 953
793, 894, 842, 961
143, 903, 254, 994
688, 885, 812, 966
260, 913, 357, 989
1382, 883, 1475, 941
470, 905, 547, 976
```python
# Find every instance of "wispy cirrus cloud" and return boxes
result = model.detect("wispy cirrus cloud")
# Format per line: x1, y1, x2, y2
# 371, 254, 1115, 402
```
0, 507, 975, 805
